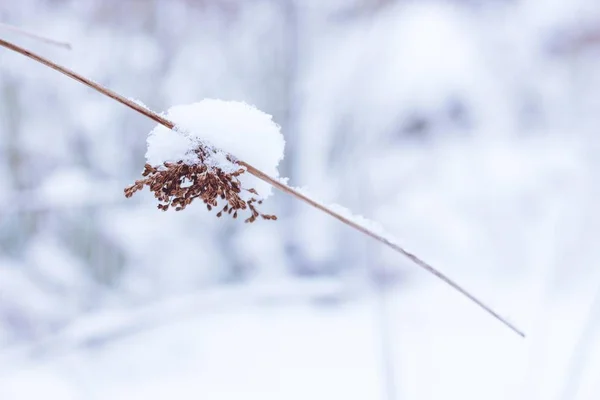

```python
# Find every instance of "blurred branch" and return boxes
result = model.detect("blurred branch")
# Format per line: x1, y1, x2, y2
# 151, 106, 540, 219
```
0, 185, 125, 214
0, 279, 347, 362
0, 22, 71, 50
546, 23, 600, 56
331, 0, 397, 22
0, 38, 525, 338
374, 285, 400, 400
559, 278, 600, 400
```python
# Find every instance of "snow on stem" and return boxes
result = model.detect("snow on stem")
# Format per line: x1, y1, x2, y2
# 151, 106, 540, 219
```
0, 37, 525, 338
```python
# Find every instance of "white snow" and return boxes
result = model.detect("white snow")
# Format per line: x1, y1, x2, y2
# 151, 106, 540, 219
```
290, 184, 395, 245
4, 1, 600, 399
145, 99, 285, 200
328, 203, 390, 240
0, 281, 530, 400
128, 97, 150, 111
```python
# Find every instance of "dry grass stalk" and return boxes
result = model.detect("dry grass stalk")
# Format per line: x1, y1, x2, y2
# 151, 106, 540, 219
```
0, 22, 71, 50
0, 37, 525, 337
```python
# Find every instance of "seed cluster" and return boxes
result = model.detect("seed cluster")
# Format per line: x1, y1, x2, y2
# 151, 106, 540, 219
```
124, 146, 277, 223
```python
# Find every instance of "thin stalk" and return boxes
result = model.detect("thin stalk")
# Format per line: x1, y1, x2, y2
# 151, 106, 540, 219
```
0, 23, 71, 50
375, 284, 399, 400
559, 278, 600, 400
0, 38, 525, 338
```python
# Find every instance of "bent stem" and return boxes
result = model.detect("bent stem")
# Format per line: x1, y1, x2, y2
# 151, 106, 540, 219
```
0, 22, 71, 50
0, 37, 525, 338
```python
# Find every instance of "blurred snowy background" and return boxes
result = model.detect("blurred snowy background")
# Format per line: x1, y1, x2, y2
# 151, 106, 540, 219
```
1, 0, 600, 399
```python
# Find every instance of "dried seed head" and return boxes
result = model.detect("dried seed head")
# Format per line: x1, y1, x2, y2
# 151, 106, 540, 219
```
124, 144, 277, 223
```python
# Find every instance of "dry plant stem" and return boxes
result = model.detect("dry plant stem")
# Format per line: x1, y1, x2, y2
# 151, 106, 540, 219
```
0, 38, 525, 338
246, 163, 524, 337
0, 22, 71, 50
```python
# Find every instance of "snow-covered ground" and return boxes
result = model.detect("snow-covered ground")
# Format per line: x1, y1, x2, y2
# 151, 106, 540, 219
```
1, 275, 598, 400
0, 279, 523, 400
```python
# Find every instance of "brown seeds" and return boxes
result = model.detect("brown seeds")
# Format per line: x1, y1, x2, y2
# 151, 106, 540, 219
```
124, 145, 277, 223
